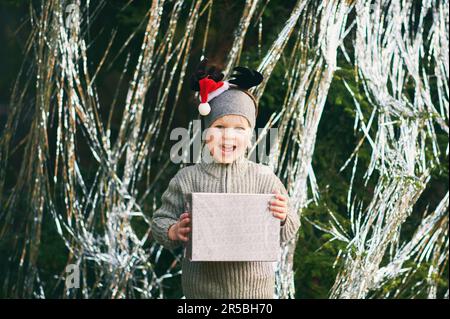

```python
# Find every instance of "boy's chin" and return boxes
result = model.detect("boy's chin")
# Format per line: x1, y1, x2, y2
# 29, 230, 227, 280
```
215, 158, 234, 164
212, 151, 244, 163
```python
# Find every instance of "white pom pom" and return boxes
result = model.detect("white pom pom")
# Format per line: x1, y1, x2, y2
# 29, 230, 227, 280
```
198, 102, 211, 115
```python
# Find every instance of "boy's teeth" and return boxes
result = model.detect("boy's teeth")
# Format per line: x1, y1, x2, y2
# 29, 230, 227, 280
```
222, 145, 235, 151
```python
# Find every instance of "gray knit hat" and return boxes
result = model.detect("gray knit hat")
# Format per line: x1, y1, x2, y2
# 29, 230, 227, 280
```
203, 88, 257, 129
190, 58, 263, 129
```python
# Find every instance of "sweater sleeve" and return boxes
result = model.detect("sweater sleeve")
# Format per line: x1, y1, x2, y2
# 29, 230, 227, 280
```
270, 174, 300, 244
151, 173, 185, 251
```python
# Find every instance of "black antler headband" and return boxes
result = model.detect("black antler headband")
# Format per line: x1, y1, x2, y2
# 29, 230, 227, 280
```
190, 58, 263, 115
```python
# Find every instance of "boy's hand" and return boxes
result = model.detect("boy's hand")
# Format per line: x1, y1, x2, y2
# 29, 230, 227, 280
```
269, 190, 288, 223
168, 212, 191, 242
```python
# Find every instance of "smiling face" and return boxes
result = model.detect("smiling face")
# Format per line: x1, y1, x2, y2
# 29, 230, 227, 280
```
205, 115, 252, 164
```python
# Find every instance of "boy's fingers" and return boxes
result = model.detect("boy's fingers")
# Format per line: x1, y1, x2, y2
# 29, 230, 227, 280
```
269, 199, 286, 207
273, 194, 287, 201
180, 213, 189, 219
180, 218, 191, 226
272, 212, 286, 220
179, 234, 189, 242
179, 227, 191, 234
272, 189, 287, 198
270, 206, 286, 214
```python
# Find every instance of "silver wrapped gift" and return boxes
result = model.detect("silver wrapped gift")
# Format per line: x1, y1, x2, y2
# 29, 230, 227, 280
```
184, 193, 280, 261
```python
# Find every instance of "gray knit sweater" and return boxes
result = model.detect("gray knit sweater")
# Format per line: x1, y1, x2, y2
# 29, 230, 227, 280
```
151, 153, 300, 299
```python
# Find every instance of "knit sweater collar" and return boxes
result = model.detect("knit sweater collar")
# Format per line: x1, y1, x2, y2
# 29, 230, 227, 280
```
199, 152, 250, 178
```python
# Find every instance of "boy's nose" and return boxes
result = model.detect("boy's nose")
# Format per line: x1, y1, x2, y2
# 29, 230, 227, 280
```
222, 135, 237, 144
222, 128, 237, 138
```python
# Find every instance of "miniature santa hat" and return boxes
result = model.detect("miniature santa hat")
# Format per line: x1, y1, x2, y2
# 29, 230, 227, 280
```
190, 57, 263, 116
197, 76, 231, 115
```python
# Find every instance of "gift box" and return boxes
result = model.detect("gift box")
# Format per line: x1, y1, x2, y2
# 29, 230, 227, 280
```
184, 192, 280, 261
